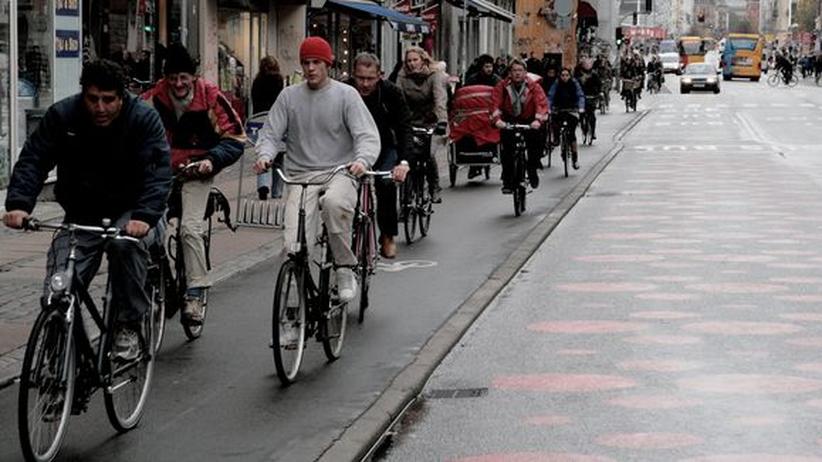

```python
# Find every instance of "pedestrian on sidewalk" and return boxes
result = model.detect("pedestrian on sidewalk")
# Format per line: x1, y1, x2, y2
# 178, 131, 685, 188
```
253, 37, 380, 302
251, 55, 285, 200
142, 43, 246, 325
3, 59, 172, 360
345, 52, 411, 259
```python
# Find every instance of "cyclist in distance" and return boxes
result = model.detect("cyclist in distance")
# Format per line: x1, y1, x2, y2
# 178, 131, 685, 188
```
345, 52, 411, 259
774, 48, 794, 84
3, 59, 172, 360
254, 37, 380, 302
142, 43, 246, 326
395, 46, 448, 204
547, 67, 586, 170
574, 58, 602, 139
491, 58, 549, 192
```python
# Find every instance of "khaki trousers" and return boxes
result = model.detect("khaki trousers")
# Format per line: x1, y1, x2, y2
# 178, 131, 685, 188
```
283, 170, 358, 267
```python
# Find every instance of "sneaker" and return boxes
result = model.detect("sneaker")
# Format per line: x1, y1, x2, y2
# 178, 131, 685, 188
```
573, 161, 580, 170
183, 296, 206, 325
337, 268, 357, 302
467, 167, 482, 179
430, 188, 442, 204
258, 186, 270, 201
113, 326, 140, 361
279, 324, 300, 349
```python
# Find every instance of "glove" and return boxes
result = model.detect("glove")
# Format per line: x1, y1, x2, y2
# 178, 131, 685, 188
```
434, 121, 447, 136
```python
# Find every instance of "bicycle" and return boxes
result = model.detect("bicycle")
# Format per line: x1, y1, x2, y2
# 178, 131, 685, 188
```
351, 170, 392, 324
155, 163, 236, 347
400, 126, 436, 245
554, 110, 579, 178
580, 96, 599, 146
767, 69, 798, 87
501, 124, 534, 217
599, 79, 612, 114
270, 165, 351, 385
621, 78, 638, 112
18, 219, 159, 462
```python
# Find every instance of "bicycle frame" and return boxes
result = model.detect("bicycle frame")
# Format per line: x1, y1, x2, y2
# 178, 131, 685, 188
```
35, 223, 144, 409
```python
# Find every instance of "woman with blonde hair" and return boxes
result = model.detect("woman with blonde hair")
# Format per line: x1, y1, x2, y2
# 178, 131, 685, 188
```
394, 46, 447, 203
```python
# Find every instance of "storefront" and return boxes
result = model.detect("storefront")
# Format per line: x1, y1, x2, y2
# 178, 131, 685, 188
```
217, 0, 268, 120
0, 0, 206, 190
308, 0, 428, 78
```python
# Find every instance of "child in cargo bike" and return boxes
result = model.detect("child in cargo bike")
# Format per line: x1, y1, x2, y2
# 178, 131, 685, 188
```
448, 83, 501, 186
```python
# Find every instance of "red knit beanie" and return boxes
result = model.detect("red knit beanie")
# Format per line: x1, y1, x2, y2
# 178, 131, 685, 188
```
299, 37, 334, 66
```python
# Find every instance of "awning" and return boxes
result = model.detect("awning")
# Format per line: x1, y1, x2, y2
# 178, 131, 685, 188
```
324, 0, 431, 33
446, 0, 515, 23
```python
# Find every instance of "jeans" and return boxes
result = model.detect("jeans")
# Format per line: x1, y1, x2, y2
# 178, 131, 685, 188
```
256, 152, 285, 198
44, 213, 149, 324
374, 147, 399, 237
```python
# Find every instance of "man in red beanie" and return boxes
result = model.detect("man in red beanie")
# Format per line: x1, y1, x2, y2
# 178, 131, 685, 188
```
143, 43, 246, 326
254, 37, 380, 304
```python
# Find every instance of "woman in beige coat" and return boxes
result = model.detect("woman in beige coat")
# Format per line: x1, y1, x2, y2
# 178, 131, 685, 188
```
395, 47, 448, 203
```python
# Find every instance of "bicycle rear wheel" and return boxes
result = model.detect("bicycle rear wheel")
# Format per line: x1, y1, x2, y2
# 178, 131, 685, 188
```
512, 155, 524, 216
561, 134, 570, 178
18, 309, 75, 462
788, 74, 799, 87
104, 305, 155, 432
272, 260, 306, 385
402, 176, 418, 244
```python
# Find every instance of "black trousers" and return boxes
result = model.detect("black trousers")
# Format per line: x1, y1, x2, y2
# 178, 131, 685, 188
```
44, 214, 150, 324
374, 147, 399, 237
500, 127, 544, 189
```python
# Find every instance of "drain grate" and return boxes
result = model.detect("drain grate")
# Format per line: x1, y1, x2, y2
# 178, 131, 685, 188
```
426, 388, 488, 399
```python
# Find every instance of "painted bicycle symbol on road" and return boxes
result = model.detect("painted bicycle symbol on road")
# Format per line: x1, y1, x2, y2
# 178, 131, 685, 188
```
376, 260, 438, 273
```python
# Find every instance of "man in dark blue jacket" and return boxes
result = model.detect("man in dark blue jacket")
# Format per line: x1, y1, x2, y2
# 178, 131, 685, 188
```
3, 59, 172, 360
346, 52, 411, 258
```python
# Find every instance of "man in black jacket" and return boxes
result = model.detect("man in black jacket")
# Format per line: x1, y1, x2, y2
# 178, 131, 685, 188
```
347, 53, 411, 258
3, 59, 172, 360
465, 54, 501, 87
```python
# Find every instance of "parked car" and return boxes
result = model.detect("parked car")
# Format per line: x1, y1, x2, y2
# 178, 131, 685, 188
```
680, 63, 721, 94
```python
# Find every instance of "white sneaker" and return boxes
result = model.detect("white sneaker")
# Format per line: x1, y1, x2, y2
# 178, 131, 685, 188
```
336, 268, 357, 302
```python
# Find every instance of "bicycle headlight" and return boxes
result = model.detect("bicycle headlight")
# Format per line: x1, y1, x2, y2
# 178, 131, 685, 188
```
682, 77, 692, 83
290, 242, 302, 254
50, 273, 69, 292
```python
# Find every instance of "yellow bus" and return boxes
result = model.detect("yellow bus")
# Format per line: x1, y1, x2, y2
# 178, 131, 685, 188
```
678, 36, 708, 68
721, 33, 764, 81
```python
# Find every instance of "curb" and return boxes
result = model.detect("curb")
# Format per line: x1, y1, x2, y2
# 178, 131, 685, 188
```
316, 110, 649, 462
0, 233, 284, 392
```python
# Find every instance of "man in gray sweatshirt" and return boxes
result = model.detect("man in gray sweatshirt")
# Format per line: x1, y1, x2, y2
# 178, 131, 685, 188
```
254, 37, 380, 302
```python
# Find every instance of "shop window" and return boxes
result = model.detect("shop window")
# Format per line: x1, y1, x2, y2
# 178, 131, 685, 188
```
84, 0, 157, 82
17, 0, 53, 153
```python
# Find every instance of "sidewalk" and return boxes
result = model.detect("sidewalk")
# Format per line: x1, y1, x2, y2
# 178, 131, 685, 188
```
0, 158, 284, 388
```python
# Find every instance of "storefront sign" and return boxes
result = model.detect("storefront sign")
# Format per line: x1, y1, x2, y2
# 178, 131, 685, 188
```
55, 30, 81, 58
55, 0, 80, 16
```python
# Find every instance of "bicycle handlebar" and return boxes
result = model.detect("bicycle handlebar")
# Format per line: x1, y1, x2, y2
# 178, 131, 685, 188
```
22, 218, 140, 242
501, 123, 535, 130
275, 164, 350, 186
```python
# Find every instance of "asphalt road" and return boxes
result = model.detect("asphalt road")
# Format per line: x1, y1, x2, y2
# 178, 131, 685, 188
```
0, 103, 636, 461
381, 75, 822, 461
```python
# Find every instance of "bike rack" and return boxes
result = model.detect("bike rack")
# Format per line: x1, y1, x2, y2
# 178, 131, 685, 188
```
236, 112, 285, 229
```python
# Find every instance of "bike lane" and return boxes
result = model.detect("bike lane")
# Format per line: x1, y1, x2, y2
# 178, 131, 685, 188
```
0, 105, 643, 460
381, 91, 822, 461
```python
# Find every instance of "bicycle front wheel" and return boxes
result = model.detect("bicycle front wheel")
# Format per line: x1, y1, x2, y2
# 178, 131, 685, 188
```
767, 72, 780, 87
272, 260, 306, 385
356, 221, 376, 324
402, 178, 418, 244
419, 180, 432, 237
148, 262, 166, 354
104, 307, 156, 432
18, 309, 75, 462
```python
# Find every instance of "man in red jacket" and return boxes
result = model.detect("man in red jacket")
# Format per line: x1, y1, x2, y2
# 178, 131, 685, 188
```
490, 58, 549, 191
142, 43, 245, 325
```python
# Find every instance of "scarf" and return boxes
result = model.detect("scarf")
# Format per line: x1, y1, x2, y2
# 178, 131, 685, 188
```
507, 81, 527, 117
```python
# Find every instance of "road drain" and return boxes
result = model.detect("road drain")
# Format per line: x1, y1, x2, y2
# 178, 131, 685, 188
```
426, 387, 488, 399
